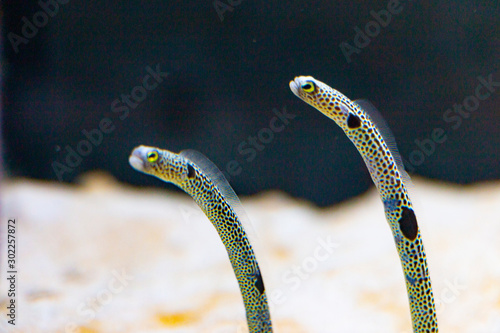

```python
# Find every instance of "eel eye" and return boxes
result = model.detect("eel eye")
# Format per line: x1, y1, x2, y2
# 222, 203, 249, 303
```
147, 150, 159, 163
301, 81, 316, 93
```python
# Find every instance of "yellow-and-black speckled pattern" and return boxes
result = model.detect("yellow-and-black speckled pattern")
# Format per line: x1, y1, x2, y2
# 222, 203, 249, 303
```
129, 146, 272, 332
290, 76, 438, 332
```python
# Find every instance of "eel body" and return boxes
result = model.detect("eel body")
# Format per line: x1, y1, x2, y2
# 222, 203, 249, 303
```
290, 76, 438, 332
129, 146, 272, 332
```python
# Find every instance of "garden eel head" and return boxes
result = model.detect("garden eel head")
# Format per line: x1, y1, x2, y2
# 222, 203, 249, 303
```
290, 76, 355, 131
129, 145, 193, 186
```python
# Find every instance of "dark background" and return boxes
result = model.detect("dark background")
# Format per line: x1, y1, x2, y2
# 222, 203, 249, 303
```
3, 0, 499, 206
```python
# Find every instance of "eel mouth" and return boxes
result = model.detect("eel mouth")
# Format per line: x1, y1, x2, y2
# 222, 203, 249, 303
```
129, 147, 147, 172
289, 78, 300, 96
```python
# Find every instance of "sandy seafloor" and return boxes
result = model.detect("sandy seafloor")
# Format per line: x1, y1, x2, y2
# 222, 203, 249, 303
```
1, 173, 499, 333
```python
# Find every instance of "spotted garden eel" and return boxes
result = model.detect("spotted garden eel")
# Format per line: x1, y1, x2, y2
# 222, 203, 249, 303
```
290, 76, 438, 332
129, 146, 272, 332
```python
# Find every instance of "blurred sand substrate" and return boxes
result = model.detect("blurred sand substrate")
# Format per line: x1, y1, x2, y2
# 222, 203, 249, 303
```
1, 173, 499, 333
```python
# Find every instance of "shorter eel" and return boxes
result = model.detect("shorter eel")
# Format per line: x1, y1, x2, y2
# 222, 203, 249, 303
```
129, 145, 272, 332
